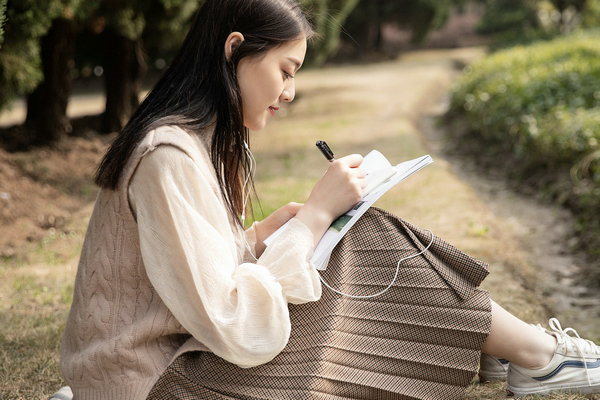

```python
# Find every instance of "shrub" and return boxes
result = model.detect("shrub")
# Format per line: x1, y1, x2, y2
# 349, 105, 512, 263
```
446, 29, 600, 275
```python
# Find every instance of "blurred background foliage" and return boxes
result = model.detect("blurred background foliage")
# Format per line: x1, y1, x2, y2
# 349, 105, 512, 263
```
0, 0, 470, 148
0, 0, 598, 146
476, 0, 600, 48
0, 0, 599, 263
0, 0, 5, 47
446, 28, 600, 270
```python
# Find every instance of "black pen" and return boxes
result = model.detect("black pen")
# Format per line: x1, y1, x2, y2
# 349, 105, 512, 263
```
316, 140, 335, 162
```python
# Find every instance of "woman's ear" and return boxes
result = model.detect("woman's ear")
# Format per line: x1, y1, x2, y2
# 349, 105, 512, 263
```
225, 32, 245, 61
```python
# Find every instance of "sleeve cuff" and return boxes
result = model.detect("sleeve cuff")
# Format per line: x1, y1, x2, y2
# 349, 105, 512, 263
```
257, 217, 321, 304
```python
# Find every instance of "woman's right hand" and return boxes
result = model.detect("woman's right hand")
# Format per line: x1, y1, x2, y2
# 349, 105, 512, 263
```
295, 154, 366, 244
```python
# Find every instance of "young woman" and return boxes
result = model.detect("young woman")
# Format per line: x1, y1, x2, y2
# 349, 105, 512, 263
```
59, 0, 600, 399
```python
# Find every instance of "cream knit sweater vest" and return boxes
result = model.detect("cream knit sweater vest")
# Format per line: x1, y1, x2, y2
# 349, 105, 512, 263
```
60, 127, 222, 400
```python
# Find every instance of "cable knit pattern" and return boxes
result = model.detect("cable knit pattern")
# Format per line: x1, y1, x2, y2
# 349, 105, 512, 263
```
61, 150, 189, 399
60, 125, 320, 400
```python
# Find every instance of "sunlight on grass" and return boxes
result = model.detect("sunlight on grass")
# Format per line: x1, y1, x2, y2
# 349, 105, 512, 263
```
1, 261, 71, 399
467, 221, 491, 237
0, 310, 66, 399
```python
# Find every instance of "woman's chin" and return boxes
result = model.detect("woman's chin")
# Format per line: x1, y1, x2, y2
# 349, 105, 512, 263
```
244, 119, 268, 131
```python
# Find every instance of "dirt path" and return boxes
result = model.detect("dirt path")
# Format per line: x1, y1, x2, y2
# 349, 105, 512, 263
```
412, 49, 600, 341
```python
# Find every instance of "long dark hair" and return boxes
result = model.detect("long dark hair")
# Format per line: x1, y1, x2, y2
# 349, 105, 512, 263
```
95, 0, 314, 225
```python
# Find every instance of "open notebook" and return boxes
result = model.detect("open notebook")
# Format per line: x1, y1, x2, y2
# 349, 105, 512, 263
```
264, 151, 433, 270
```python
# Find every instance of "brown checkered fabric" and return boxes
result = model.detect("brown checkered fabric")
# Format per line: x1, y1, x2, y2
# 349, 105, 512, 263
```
147, 207, 492, 400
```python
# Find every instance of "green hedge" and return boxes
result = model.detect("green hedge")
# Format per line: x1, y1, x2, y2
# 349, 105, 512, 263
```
447, 29, 600, 262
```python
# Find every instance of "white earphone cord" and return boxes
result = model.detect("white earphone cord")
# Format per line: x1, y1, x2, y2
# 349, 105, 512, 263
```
242, 142, 258, 261
319, 230, 434, 299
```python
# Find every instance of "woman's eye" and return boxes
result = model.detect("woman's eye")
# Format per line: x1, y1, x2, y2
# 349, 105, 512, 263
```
283, 71, 294, 80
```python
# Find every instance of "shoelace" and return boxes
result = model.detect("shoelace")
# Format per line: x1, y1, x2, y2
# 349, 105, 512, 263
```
547, 317, 599, 386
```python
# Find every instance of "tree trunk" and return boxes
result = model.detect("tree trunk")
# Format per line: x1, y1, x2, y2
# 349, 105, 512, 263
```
25, 17, 75, 146
101, 29, 146, 133
348, 1, 383, 55
372, 3, 383, 51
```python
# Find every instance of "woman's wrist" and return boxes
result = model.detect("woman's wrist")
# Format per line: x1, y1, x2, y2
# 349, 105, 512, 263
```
294, 204, 333, 246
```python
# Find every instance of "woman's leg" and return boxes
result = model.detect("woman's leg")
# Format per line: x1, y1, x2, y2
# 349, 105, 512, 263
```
482, 299, 556, 369
482, 299, 600, 396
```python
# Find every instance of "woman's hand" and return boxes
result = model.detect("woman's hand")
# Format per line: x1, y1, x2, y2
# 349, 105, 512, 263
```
253, 202, 303, 257
295, 154, 365, 245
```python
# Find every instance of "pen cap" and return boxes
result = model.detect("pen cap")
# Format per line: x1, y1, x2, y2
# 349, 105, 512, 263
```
316, 140, 334, 160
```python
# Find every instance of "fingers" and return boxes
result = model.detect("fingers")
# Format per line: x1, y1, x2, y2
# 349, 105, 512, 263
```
283, 202, 303, 217
301, 152, 368, 229
356, 167, 366, 180
329, 154, 366, 195
271, 202, 303, 225
335, 153, 363, 168
329, 155, 365, 180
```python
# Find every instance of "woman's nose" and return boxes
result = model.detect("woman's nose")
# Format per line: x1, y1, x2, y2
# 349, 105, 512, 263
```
280, 81, 295, 103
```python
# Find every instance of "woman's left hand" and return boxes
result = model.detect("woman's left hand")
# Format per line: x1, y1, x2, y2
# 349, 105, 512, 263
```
253, 202, 303, 257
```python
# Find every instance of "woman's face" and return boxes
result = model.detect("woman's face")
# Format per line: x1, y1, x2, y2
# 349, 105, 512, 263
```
236, 37, 307, 131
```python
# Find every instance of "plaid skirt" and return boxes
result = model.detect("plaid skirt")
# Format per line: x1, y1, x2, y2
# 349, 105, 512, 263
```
148, 208, 492, 400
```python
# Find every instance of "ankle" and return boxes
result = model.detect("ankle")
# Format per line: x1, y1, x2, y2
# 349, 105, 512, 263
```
520, 334, 557, 370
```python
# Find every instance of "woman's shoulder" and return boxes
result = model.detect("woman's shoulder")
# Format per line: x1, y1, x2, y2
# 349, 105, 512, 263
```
127, 125, 219, 190
143, 125, 194, 151
136, 125, 211, 161
122, 125, 213, 186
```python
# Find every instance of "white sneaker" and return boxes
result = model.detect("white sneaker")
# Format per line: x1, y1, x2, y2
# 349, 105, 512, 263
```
507, 318, 600, 397
49, 386, 73, 400
479, 353, 509, 382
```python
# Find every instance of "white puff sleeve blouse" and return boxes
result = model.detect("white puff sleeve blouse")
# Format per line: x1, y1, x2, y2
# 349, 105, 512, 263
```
128, 139, 322, 368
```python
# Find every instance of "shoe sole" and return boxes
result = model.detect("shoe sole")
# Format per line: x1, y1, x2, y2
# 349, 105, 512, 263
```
507, 381, 600, 397
478, 372, 508, 382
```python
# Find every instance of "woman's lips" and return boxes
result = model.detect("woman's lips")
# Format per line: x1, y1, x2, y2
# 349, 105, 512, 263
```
269, 106, 279, 116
